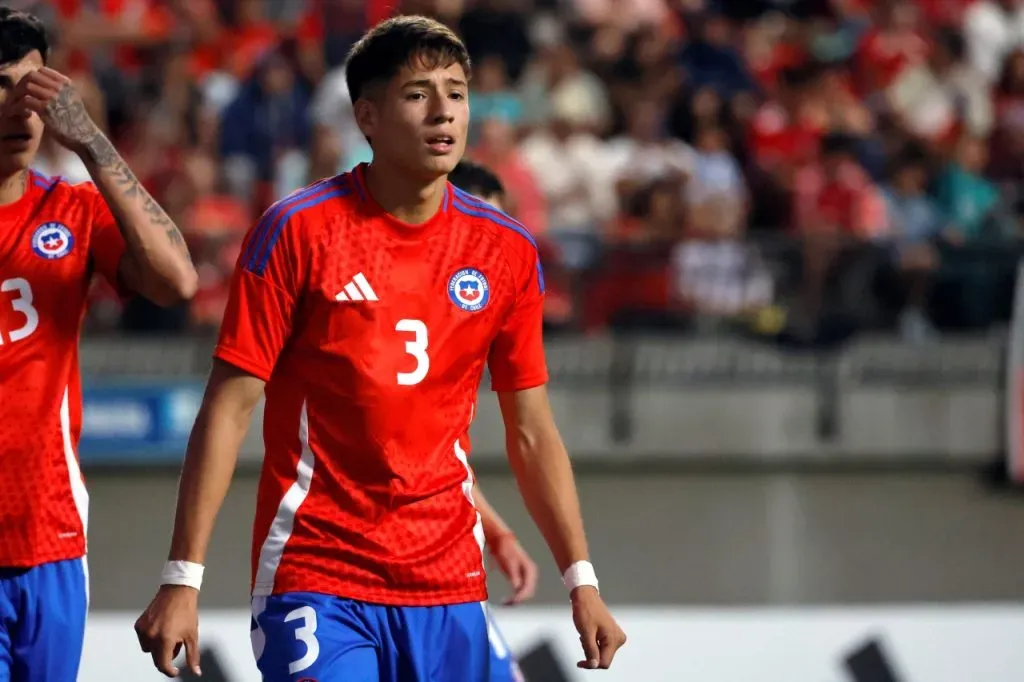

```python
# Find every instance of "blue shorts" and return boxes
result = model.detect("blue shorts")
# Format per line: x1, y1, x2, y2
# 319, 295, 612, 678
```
251, 593, 522, 682
0, 558, 89, 682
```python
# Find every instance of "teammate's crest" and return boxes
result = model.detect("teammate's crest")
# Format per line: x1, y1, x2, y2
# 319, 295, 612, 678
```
31, 222, 74, 260
448, 268, 490, 312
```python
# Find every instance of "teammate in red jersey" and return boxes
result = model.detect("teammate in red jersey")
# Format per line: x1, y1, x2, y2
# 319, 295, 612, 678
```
0, 8, 197, 682
135, 16, 626, 681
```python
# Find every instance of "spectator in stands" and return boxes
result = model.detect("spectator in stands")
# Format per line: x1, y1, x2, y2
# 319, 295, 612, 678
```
816, 63, 875, 137
468, 54, 523, 145
854, 0, 929, 95
794, 132, 886, 332
934, 134, 1004, 241
880, 147, 944, 342
520, 98, 614, 272
887, 28, 993, 143
307, 64, 370, 180
963, 0, 1024, 84
520, 40, 612, 134
571, 0, 670, 33
458, 0, 532, 83
747, 64, 825, 230
220, 48, 312, 206
177, 151, 251, 329
471, 114, 548, 235
686, 123, 747, 236
679, 12, 757, 100
606, 97, 695, 209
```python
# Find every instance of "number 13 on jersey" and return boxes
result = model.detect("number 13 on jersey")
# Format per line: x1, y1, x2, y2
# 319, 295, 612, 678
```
396, 319, 429, 386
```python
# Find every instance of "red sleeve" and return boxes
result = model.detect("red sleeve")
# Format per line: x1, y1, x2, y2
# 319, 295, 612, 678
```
488, 243, 549, 392
213, 206, 308, 381
82, 183, 128, 292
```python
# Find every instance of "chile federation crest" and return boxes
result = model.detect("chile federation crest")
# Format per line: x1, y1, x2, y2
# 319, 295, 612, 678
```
32, 222, 74, 260
448, 268, 490, 312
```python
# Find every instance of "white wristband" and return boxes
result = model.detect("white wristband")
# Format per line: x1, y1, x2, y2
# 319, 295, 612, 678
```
562, 560, 599, 593
160, 560, 205, 590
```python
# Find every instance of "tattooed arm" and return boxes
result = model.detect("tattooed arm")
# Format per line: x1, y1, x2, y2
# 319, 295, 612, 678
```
14, 67, 197, 305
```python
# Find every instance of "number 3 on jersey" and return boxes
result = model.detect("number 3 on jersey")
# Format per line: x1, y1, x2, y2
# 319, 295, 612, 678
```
396, 319, 429, 386
1, 278, 39, 345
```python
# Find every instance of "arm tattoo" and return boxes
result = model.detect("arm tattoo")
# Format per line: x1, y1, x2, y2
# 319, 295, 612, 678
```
82, 130, 191, 259
46, 84, 103, 153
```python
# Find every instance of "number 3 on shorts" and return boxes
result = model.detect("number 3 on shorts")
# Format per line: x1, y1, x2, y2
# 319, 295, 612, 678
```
284, 606, 320, 674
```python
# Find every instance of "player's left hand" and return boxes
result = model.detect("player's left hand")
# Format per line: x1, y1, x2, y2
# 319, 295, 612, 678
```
571, 586, 627, 670
488, 532, 538, 605
6, 67, 101, 156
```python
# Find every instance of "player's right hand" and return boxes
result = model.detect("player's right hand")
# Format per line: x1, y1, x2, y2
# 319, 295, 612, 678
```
134, 585, 202, 678
570, 586, 627, 670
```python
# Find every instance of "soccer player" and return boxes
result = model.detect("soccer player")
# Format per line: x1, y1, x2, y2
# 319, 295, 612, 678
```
134, 15, 626, 682
0, 8, 198, 682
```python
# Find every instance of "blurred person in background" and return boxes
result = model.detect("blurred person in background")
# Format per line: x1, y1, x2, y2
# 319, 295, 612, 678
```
606, 97, 695, 209
175, 150, 252, 329
793, 131, 887, 333
519, 39, 612, 134
468, 54, 522, 145
0, 8, 196, 681
879, 146, 944, 342
458, 0, 532, 83
570, 0, 671, 33
672, 204, 775, 326
520, 97, 614, 272
471, 113, 547, 235
988, 49, 1024, 196
853, 0, 929, 96
963, 0, 1024, 84
307, 62, 372, 179
679, 12, 757, 100
220, 47, 312, 206
886, 27, 993, 144
674, 125, 771, 326
931, 133, 1013, 329
934, 134, 1004, 242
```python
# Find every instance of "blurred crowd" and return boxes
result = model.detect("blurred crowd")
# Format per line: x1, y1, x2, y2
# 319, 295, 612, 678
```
17, 0, 1024, 344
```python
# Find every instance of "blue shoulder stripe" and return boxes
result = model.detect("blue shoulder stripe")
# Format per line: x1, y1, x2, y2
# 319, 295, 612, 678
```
242, 177, 341, 271
450, 188, 545, 294
31, 171, 57, 190
451, 189, 538, 250
246, 184, 352, 275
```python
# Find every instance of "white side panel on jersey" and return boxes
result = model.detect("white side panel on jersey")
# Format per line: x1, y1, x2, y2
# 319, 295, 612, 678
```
252, 402, 316, 596
61, 386, 90, 540
453, 440, 486, 571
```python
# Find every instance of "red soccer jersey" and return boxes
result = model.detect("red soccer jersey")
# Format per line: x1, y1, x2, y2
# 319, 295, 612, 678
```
215, 165, 548, 606
0, 171, 126, 567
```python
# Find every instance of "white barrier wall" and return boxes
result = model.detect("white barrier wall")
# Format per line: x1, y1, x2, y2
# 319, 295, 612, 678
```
81, 605, 1024, 682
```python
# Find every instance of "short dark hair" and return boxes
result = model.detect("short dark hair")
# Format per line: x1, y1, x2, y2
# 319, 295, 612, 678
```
344, 15, 471, 104
0, 7, 48, 68
448, 160, 505, 200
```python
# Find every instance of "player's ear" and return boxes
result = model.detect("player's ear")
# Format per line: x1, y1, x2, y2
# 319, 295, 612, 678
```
353, 97, 380, 141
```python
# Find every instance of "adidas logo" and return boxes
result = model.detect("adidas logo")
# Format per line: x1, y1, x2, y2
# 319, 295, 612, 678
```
335, 272, 379, 302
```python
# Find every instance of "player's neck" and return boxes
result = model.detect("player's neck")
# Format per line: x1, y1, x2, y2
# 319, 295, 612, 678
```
364, 161, 446, 225
0, 170, 28, 208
